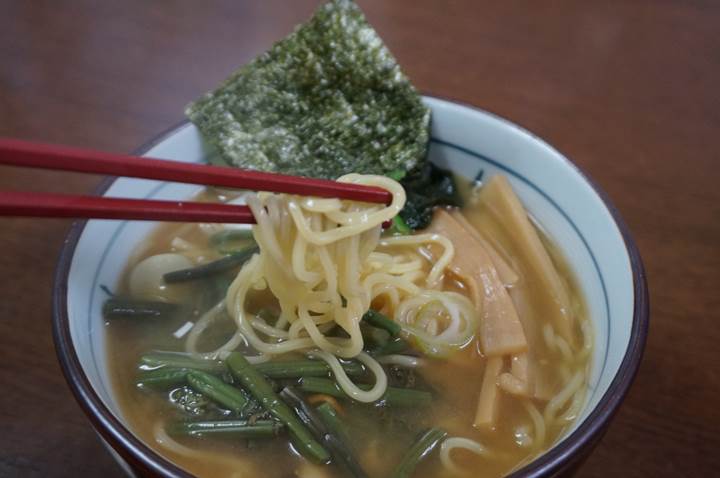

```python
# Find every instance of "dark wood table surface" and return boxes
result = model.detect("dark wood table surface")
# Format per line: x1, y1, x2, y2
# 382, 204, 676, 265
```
1, 1, 718, 476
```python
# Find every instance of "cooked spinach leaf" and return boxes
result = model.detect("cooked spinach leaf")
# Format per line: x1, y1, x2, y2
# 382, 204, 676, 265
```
398, 162, 462, 230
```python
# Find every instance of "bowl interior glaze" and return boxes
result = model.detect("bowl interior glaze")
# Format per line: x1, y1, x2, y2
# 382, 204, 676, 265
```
54, 96, 647, 478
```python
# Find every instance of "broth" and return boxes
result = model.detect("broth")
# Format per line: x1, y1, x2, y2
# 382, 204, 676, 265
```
106, 183, 591, 478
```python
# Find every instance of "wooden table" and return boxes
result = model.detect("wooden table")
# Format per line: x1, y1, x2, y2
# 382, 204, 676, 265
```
1, 1, 717, 476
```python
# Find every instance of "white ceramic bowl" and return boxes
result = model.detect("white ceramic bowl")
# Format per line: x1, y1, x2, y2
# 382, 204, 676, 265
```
53, 96, 648, 477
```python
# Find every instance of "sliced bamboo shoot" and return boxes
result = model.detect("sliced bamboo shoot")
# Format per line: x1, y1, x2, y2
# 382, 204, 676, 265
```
474, 356, 504, 429
476, 176, 574, 343
450, 210, 520, 287
499, 373, 527, 396
499, 353, 531, 397
427, 209, 527, 356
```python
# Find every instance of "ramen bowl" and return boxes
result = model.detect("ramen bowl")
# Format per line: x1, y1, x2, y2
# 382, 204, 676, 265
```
52, 96, 648, 477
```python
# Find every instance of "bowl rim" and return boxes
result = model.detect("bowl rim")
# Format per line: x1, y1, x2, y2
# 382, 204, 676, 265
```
52, 96, 649, 478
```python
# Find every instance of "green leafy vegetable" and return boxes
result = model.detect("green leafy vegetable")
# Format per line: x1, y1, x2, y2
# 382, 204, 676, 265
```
102, 298, 181, 321
226, 352, 331, 463
368, 337, 410, 356
387, 216, 412, 235
209, 229, 256, 255
167, 419, 284, 438
254, 359, 364, 379
280, 386, 368, 478
168, 386, 212, 416
398, 162, 462, 230
362, 309, 401, 337
139, 351, 225, 374
186, 0, 430, 180
187, 370, 253, 415
390, 427, 448, 478
386, 169, 406, 181
136, 367, 189, 389
163, 246, 258, 284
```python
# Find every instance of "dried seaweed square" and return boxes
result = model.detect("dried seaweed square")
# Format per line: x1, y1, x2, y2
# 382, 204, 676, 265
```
186, 0, 430, 179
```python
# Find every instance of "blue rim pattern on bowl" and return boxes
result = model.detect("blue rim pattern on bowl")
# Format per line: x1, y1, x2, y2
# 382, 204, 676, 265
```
52, 100, 649, 478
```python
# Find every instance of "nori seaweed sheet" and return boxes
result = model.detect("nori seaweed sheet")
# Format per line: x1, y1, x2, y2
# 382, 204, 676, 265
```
186, 0, 430, 180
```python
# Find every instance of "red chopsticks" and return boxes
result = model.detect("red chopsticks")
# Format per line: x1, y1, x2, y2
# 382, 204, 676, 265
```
0, 138, 393, 224
0, 191, 256, 223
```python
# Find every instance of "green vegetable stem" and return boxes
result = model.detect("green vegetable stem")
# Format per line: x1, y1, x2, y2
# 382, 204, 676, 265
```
226, 352, 331, 464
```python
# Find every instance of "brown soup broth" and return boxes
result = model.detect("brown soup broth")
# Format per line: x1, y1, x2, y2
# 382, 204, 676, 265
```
106, 188, 591, 478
